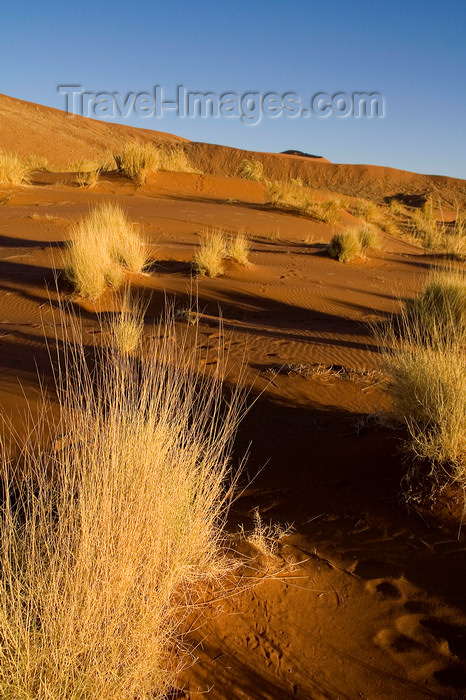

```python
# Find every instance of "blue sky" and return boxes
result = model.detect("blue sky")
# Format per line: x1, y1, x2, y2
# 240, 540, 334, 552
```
1, 0, 465, 178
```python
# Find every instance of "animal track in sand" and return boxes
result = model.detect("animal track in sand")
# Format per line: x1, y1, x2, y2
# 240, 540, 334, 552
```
374, 609, 466, 693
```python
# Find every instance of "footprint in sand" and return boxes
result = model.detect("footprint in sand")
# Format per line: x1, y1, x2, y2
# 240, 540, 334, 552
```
374, 610, 466, 694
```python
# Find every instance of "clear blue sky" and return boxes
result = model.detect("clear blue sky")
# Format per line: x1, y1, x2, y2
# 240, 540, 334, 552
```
1, 0, 465, 178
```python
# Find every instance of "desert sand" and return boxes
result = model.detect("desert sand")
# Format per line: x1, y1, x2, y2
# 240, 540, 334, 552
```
1, 94, 466, 699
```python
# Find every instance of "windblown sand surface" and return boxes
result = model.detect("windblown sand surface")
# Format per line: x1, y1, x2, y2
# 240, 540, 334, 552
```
1, 96, 466, 699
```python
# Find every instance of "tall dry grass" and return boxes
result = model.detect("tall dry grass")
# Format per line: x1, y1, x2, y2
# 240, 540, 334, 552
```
114, 141, 160, 184
194, 231, 228, 277
64, 203, 147, 298
109, 290, 147, 354
351, 197, 399, 237
328, 229, 362, 262
159, 146, 200, 173
266, 180, 341, 223
0, 149, 31, 186
356, 223, 381, 250
226, 232, 251, 266
405, 267, 466, 344
0, 304, 243, 699
378, 269, 466, 487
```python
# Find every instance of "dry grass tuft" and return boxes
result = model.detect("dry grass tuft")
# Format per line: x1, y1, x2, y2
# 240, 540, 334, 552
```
377, 269, 466, 489
26, 155, 50, 171
266, 180, 341, 223
328, 229, 362, 262
114, 141, 160, 184
264, 229, 280, 241
76, 168, 100, 189
0, 149, 32, 186
389, 199, 407, 217
405, 268, 466, 344
93, 202, 147, 273
194, 231, 227, 278
410, 206, 441, 249
0, 303, 244, 699
238, 159, 264, 181
357, 223, 381, 250
352, 197, 399, 236
160, 146, 201, 173
64, 203, 147, 298
227, 232, 251, 266
109, 292, 147, 354
380, 317, 466, 483
64, 220, 122, 298
243, 508, 292, 559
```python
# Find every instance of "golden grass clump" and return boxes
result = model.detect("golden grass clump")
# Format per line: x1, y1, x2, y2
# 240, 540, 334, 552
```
405, 268, 466, 344
328, 229, 362, 262
64, 203, 147, 298
227, 232, 251, 265
380, 310, 466, 484
244, 508, 291, 559
238, 158, 264, 181
0, 303, 243, 699
194, 231, 228, 278
114, 141, 160, 184
352, 197, 384, 223
110, 292, 147, 355
307, 198, 342, 224
159, 146, 201, 173
0, 149, 31, 186
65, 158, 99, 173
357, 223, 381, 250
92, 202, 147, 273
76, 168, 100, 188
443, 213, 466, 259
266, 180, 341, 223
64, 218, 123, 298
352, 197, 399, 236
408, 200, 443, 249
389, 199, 407, 217
25, 155, 50, 171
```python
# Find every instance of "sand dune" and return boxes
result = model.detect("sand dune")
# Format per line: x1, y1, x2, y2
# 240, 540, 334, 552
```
1, 96, 466, 699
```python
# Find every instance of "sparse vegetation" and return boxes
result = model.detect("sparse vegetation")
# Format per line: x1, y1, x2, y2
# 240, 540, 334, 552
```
238, 158, 264, 181
328, 229, 362, 262
0, 149, 31, 185
409, 200, 441, 249
110, 293, 146, 354
444, 214, 466, 258
357, 223, 381, 250
26, 155, 50, 171
405, 268, 466, 343
76, 168, 100, 188
266, 180, 341, 223
0, 304, 243, 699
194, 229, 251, 276
114, 141, 160, 184
96, 202, 147, 273
227, 232, 251, 265
194, 231, 227, 277
64, 203, 147, 297
389, 199, 407, 217
243, 508, 292, 559
381, 320, 466, 484
351, 197, 400, 237
378, 269, 466, 491
159, 146, 200, 173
